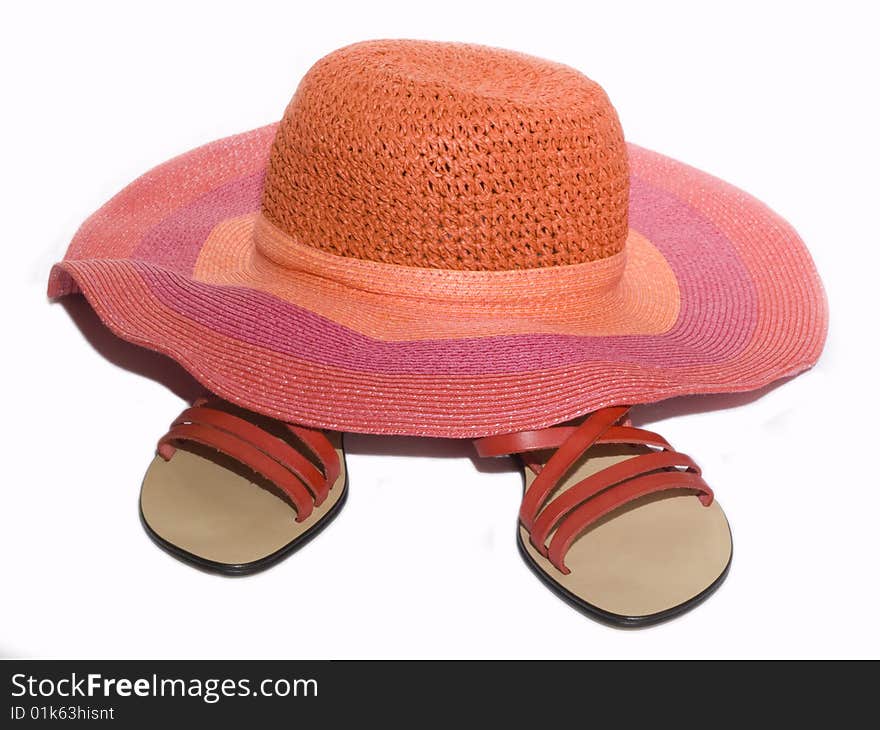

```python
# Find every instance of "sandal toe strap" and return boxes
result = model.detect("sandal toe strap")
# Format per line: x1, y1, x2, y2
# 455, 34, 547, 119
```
547, 471, 712, 574
475, 406, 714, 573
156, 402, 336, 521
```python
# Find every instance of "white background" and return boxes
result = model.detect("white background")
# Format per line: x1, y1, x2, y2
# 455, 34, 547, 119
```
2, 0, 877, 659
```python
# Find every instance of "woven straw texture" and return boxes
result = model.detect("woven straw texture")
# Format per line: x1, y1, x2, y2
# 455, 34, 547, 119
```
263, 41, 628, 270
48, 40, 827, 437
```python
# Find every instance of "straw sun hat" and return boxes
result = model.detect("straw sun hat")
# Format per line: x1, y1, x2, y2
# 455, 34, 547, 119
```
49, 40, 827, 436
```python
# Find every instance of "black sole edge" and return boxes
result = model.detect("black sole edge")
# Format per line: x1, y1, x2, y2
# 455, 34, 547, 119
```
517, 530, 733, 629
139, 444, 350, 577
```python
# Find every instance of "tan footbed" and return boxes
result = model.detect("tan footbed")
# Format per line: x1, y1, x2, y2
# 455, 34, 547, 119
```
140, 432, 345, 567
520, 444, 731, 619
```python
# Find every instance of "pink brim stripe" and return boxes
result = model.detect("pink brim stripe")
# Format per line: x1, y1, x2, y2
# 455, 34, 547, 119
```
133, 170, 266, 272
56, 256, 821, 436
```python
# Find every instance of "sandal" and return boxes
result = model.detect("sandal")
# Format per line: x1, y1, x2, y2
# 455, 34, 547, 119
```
139, 398, 347, 575
474, 406, 732, 627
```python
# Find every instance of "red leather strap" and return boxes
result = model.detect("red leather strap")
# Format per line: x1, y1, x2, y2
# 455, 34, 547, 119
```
529, 450, 706, 555
475, 425, 670, 459
157, 423, 315, 521
156, 401, 341, 521
169, 407, 329, 505
192, 400, 340, 483
596, 426, 671, 450
474, 405, 714, 574
517, 406, 629, 530
547, 471, 713, 574
484, 424, 672, 476
286, 424, 341, 488
475, 426, 579, 458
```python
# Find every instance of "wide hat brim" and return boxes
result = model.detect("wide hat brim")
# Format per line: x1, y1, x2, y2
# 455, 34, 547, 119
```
49, 124, 827, 437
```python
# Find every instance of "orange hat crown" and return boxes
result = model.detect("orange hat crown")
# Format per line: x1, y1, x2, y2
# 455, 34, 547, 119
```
261, 40, 629, 271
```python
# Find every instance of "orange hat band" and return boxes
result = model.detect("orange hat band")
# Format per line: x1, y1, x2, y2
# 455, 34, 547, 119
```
253, 213, 627, 304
